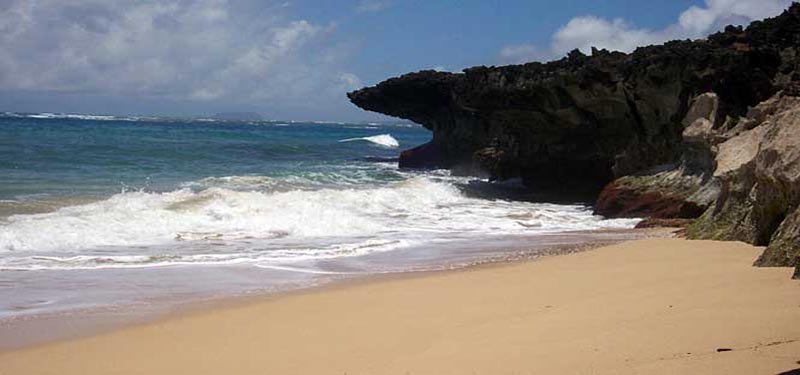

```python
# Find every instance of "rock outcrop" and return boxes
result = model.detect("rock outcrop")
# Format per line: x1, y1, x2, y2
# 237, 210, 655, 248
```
593, 92, 723, 220
349, 6, 800, 192
348, 4, 800, 276
687, 94, 800, 273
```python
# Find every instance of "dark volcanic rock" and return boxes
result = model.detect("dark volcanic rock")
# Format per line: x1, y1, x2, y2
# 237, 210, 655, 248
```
398, 141, 446, 169
348, 6, 800, 195
348, 4, 800, 276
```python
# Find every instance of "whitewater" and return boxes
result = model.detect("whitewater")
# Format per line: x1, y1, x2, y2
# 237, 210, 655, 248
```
338, 134, 400, 147
0, 174, 637, 270
0, 114, 641, 330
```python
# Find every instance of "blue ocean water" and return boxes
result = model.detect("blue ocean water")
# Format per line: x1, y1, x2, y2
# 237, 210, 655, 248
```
0, 113, 640, 334
0, 116, 425, 202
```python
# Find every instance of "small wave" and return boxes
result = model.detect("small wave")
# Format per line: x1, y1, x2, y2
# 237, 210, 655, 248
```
359, 156, 400, 163
392, 123, 418, 128
253, 265, 356, 275
183, 169, 404, 191
185, 175, 290, 191
339, 134, 399, 148
0, 239, 413, 271
310, 120, 347, 125
6, 112, 146, 122
344, 126, 380, 130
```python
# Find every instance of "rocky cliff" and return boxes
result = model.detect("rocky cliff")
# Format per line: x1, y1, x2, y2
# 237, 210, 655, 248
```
686, 93, 800, 277
348, 4, 800, 277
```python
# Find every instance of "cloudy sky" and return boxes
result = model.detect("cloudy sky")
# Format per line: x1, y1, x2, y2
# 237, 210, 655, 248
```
0, 0, 792, 121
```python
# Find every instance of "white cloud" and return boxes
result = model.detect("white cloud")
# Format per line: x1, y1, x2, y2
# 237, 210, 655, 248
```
356, 0, 389, 13
501, 0, 793, 63
499, 44, 543, 64
0, 0, 359, 111
677, 0, 791, 35
422, 66, 448, 72
552, 17, 661, 56
338, 72, 362, 89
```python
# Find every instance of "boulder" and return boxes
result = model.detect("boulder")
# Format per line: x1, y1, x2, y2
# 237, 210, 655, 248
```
594, 172, 707, 219
398, 141, 446, 169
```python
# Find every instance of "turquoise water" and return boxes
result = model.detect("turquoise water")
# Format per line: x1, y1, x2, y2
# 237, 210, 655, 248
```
0, 116, 426, 202
0, 113, 640, 332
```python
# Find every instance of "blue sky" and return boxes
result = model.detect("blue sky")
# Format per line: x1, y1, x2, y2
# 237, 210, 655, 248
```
0, 0, 792, 121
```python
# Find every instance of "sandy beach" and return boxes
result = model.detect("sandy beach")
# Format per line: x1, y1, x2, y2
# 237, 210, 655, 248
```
5, 2, 800, 375
1, 238, 798, 375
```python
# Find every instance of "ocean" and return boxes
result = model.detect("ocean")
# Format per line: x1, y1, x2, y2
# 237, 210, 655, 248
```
0, 113, 640, 344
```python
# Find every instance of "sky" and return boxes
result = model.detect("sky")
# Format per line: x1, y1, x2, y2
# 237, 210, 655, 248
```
0, 0, 793, 121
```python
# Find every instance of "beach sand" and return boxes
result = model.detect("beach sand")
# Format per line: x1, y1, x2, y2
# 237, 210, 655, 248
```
1, 238, 798, 374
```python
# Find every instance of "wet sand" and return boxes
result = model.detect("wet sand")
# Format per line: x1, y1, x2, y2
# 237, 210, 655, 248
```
0, 229, 654, 349
1, 238, 798, 374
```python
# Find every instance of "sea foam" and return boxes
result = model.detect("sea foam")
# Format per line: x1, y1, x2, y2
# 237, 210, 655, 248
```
0, 176, 638, 270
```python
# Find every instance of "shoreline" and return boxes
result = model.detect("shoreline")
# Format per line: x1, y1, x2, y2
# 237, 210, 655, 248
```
0, 228, 665, 350
2, 237, 798, 374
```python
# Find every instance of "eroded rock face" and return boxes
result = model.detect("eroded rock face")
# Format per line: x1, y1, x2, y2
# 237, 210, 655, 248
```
688, 94, 800, 276
594, 93, 724, 219
594, 171, 708, 219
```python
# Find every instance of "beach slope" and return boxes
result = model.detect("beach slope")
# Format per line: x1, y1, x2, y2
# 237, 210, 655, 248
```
1, 238, 798, 374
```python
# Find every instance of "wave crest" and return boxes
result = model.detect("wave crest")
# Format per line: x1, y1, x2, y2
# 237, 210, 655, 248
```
0, 175, 640, 270
338, 134, 399, 148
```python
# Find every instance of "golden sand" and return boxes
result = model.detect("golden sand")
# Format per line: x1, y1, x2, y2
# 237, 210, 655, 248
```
1, 238, 798, 374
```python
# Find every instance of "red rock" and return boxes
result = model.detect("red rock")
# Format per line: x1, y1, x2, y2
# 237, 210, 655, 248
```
595, 182, 705, 219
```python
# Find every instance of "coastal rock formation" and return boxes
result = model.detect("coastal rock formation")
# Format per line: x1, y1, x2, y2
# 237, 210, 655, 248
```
687, 94, 800, 273
633, 218, 694, 229
593, 93, 723, 219
348, 4, 800, 276
398, 141, 446, 169
348, 6, 800, 193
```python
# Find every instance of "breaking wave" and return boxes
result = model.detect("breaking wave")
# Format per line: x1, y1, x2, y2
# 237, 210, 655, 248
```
339, 134, 400, 148
0, 176, 638, 270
